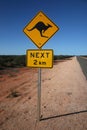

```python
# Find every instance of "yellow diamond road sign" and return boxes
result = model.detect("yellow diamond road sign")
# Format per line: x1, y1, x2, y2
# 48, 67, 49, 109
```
27, 49, 53, 68
23, 11, 59, 48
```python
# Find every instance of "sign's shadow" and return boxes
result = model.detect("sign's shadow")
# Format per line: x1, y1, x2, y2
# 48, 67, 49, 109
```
40, 110, 87, 121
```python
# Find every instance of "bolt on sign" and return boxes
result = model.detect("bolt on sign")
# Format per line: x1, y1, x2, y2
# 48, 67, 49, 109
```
26, 49, 53, 68
23, 11, 59, 48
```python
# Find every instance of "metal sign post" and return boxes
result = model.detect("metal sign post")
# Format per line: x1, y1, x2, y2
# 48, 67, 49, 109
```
38, 68, 41, 121
23, 11, 59, 121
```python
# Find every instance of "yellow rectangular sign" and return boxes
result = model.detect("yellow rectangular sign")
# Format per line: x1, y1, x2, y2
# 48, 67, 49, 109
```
26, 49, 53, 68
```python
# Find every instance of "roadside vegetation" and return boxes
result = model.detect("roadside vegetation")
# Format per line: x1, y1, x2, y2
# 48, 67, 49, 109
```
54, 55, 74, 60
0, 55, 81, 69
0, 55, 26, 69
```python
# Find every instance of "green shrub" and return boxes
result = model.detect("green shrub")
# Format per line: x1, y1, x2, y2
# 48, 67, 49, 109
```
0, 55, 26, 68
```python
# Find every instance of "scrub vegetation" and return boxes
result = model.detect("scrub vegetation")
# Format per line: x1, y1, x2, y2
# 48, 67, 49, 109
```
0, 55, 26, 69
0, 55, 87, 69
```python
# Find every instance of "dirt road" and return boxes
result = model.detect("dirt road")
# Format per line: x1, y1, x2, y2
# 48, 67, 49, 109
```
0, 57, 87, 130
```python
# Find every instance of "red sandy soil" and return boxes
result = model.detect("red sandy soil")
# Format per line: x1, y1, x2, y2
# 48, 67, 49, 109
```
0, 57, 87, 130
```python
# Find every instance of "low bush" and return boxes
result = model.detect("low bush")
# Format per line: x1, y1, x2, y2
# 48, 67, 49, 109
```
0, 55, 26, 69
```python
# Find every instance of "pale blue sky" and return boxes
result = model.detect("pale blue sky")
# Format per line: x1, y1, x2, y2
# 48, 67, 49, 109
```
0, 0, 87, 55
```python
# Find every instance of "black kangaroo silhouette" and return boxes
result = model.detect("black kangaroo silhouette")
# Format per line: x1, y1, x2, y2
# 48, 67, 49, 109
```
27, 21, 52, 38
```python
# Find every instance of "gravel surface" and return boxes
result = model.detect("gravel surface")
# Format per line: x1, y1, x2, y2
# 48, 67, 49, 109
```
0, 57, 87, 130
